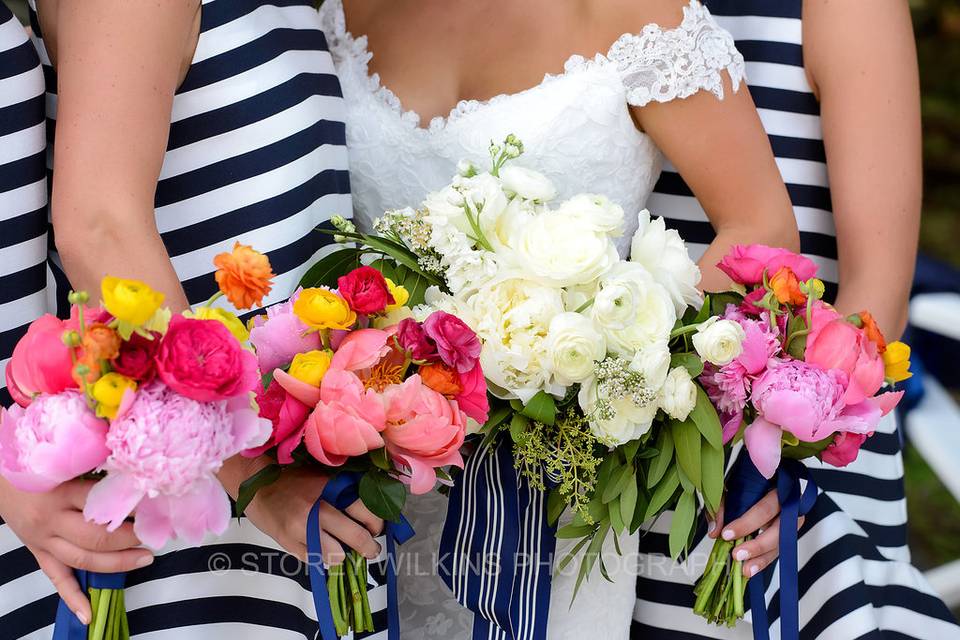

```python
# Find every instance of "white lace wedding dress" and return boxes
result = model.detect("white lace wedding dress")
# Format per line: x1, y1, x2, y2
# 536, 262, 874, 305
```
318, 1, 745, 638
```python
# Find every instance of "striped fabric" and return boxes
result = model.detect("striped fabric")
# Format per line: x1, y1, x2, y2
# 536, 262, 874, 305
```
0, 2, 47, 409
635, 2, 958, 637
0, 1, 385, 638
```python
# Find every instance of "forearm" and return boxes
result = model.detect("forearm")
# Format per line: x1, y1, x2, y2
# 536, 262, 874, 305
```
698, 223, 801, 293
217, 454, 272, 501
833, 275, 911, 341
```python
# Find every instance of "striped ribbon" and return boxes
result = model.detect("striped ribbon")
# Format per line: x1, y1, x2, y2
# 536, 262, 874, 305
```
52, 571, 126, 640
438, 435, 557, 640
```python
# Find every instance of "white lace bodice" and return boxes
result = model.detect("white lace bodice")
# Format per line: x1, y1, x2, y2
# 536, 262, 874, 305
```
320, 0, 744, 257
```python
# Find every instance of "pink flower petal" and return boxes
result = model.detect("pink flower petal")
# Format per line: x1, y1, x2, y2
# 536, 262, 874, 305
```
331, 329, 391, 371
274, 368, 321, 407
83, 473, 146, 532
744, 417, 783, 479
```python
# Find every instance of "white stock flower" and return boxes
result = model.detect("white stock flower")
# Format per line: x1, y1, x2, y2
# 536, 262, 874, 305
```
630, 340, 671, 391
513, 209, 620, 288
499, 165, 557, 202
692, 317, 746, 366
555, 194, 625, 237
630, 210, 702, 316
579, 375, 658, 446
592, 262, 677, 355
544, 312, 606, 386
659, 366, 698, 421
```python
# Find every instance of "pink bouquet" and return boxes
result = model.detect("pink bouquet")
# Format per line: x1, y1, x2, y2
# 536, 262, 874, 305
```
241, 264, 486, 637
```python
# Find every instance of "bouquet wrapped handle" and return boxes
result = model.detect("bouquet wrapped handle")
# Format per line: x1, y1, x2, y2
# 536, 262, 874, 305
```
53, 571, 127, 640
306, 472, 414, 640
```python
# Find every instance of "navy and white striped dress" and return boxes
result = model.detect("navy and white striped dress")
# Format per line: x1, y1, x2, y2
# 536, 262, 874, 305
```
0, 2, 390, 638
635, 2, 958, 637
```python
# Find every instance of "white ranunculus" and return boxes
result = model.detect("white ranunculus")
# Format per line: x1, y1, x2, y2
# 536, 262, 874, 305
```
692, 317, 746, 366
479, 195, 534, 259
555, 194, 625, 237
630, 340, 671, 391
512, 209, 620, 288
579, 376, 658, 445
660, 366, 698, 421
630, 210, 702, 316
544, 312, 606, 386
499, 165, 557, 202
423, 186, 472, 237
455, 172, 509, 237
593, 262, 677, 355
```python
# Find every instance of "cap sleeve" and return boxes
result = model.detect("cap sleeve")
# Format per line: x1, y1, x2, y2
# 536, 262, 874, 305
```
608, 0, 746, 108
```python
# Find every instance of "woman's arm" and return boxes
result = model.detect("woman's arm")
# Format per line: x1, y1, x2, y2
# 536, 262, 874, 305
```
805, 0, 922, 340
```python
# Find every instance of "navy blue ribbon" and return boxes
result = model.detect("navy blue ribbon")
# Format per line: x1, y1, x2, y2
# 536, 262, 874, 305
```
53, 571, 126, 640
306, 472, 414, 640
725, 454, 817, 640
438, 435, 557, 640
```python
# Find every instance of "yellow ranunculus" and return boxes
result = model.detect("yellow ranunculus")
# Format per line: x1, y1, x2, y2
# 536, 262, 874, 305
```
293, 288, 357, 330
883, 341, 913, 382
289, 350, 333, 387
384, 278, 410, 312
187, 306, 249, 342
92, 372, 138, 420
101, 277, 165, 326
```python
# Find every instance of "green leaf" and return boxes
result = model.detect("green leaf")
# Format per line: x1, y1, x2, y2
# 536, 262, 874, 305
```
547, 488, 567, 526
647, 428, 674, 489
369, 447, 391, 471
709, 291, 745, 316
509, 413, 530, 443
358, 471, 407, 522
677, 463, 695, 494
645, 466, 680, 520
359, 234, 442, 285
602, 464, 634, 504
520, 391, 557, 426
573, 521, 610, 601
690, 386, 724, 451
235, 464, 282, 517
483, 403, 513, 433
630, 486, 649, 532
700, 437, 725, 514
668, 491, 697, 560
671, 418, 702, 490
619, 472, 638, 527
671, 352, 705, 378
609, 495, 625, 535
555, 535, 592, 575
298, 248, 363, 289
556, 524, 596, 539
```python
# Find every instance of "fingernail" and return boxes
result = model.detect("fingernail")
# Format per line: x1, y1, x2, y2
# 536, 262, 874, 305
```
75, 610, 90, 625
135, 555, 154, 568
707, 520, 716, 534
750, 564, 760, 577
722, 529, 734, 541
734, 549, 749, 562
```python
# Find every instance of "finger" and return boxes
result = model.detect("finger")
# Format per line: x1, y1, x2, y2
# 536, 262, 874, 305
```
47, 537, 154, 573
732, 517, 780, 564
59, 513, 141, 551
321, 531, 346, 566
62, 480, 97, 511
742, 549, 779, 578
319, 503, 381, 559
721, 490, 779, 540
33, 548, 91, 625
707, 501, 725, 539
345, 500, 384, 536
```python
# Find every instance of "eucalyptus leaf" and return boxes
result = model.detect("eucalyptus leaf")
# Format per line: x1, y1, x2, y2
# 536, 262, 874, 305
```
671, 418, 702, 490
556, 524, 596, 539
235, 463, 282, 517
669, 491, 697, 560
647, 428, 674, 489
509, 414, 529, 443
573, 521, 610, 602
547, 488, 567, 526
602, 464, 634, 504
700, 437, 724, 514
645, 466, 680, 520
555, 535, 592, 575
709, 291, 745, 315
619, 472, 638, 527
690, 386, 723, 451
609, 495, 625, 534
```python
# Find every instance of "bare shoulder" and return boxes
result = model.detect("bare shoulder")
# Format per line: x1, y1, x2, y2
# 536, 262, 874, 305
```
590, 0, 696, 39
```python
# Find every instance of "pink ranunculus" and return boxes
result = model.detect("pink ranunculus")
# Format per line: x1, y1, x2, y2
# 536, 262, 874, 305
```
739, 288, 767, 315
249, 289, 322, 373
820, 432, 869, 467
243, 379, 311, 464
718, 245, 818, 286
422, 311, 481, 374
6, 315, 80, 406
302, 369, 386, 466
330, 328, 392, 372
805, 302, 884, 405
395, 318, 439, 362
337, 266, 394, 315
454, 363, 490, 425
156, 316, 260, 402
83, 383, 271, 549
0, 391, 110, 492
111, 330, 162, 382
382, 375, 466, 495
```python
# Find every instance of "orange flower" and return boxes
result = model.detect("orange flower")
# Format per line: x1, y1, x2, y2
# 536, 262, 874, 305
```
769, 267, 806, 306
71, 353, 101, 386
858, 310, 887, 353
419, 362, 463, 397
213, 243, 274, 310
83, 323, 122, 361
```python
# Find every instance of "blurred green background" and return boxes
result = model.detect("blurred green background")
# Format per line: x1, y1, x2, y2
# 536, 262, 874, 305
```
5, 0, 960, 575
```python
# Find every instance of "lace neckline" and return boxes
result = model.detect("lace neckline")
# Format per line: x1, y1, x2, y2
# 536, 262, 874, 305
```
324, 0, 707, 134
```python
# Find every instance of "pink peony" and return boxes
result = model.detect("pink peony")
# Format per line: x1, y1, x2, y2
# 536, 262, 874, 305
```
0, 391, 109, 492
820, 432, 869, 467
156, 316, 260, 402
302, 369, 386, 466
422, 311, 481, 374
805, 302, 884, 405
330, 328, 392, 372
83, 382, 271, 548
382, 375, 466, 495
337, 266, 394, 315
718, 245, 818, 286
6, 315, 79, 406
395, 318, 439, 362
249, 289, 322, 373
243, 380, 311, 464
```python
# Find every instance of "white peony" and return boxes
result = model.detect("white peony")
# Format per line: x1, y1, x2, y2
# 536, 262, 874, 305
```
592, 262, 677, 355
630, 340, 672, 391
479, 195, 535, 259
659, 366, 698, 421
544, 312, 606, 386
512, 209, 620, 288
630, 210, 702, 316
692, 317, 746, 366
579, 375, 658, 446
555, 194, 625, 237
499, 165, 557, 202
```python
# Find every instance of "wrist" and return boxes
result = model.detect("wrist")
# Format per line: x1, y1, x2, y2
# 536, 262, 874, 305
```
217, 454, 271, 500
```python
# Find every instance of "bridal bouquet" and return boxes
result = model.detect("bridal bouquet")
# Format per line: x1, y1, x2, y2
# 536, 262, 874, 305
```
0, 244, 275, 640
691, 244, 911, 628
238, 263, 486, 638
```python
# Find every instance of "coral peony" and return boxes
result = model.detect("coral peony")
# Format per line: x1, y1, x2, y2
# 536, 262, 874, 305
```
422, 311, 481, 373
330, 329, 392, 372
717, 245, 817, 286
302, 369, 386, 466
805, 302, 884, 405
213, 242, 274, 310
6, 315, 79, 406
337, 266, 394, 315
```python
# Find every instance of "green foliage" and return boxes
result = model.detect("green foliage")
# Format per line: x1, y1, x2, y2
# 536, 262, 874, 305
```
234, 463, 282, 517
358, 470, 407, 522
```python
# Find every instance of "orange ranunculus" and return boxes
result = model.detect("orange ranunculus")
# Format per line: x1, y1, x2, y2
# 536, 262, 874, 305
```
769, 267, 806, 306
83, 323, 122, 362
419, 362, 463, 397
858, 310, 887, 353
72, 353, 101, 386
213, 242, 274, 310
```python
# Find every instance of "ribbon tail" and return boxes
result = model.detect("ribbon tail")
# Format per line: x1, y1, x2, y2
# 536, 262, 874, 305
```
306, 497, 341, 640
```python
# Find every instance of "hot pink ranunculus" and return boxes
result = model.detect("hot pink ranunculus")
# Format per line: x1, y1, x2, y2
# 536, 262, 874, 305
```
5, 315, 80, 406
422, 311, 481, 374
820, 432, 869, 467
395, 318, 439, 362
156, 316, 259, 402
805, 303, 885, 405
243, 379, 311, 464
0, 391, 109, 492
111, 331, 162, 382
302, 369, 386, 466
337, 266, 394, 315
382, 375, 466, 495
249, 289, 322, 373
454, 363, 489, 425
330, 328, 392, 372
718, 245, 818, 286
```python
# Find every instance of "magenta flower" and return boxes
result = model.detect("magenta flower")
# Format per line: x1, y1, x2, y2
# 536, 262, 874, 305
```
5, 315, 80, 407
243, 379, 311, 464
454, 363, 490, 425
395, 319, 439, 362
249, 289, 322, 373
422, 311, 481, 374
820, 432, 869, 467
718, 245, 818, 286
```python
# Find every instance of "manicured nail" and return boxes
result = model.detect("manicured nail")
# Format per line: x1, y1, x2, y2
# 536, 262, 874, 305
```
135, 555, 154, 568
722, 529, 735, 541
75, 610, 90, 625
749, 564, 760, 577
707, 520, 716, 534
734, 549, 749, 562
